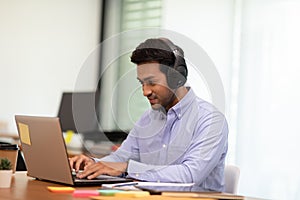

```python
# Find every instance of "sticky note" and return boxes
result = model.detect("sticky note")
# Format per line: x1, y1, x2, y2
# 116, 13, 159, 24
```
47, 186, 75, 193
72, 190, 99, 197
18, 123, 31, 145
98, 189, 123, 196
64, 130, 74, 144
114, 191, 150, 197
90, 197, 114, 200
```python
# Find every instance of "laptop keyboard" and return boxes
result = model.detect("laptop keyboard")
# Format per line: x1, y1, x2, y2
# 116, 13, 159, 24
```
73, 174, 122, 181
71, 170, 131, 185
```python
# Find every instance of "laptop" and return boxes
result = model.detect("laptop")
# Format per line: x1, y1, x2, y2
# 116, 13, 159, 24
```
15, 115, 132, 186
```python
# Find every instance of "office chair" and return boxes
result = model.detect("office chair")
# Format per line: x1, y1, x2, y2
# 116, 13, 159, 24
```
224, 165, 240, 194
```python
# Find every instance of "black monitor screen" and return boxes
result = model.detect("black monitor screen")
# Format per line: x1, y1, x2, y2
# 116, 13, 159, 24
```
57, 92, 100, 133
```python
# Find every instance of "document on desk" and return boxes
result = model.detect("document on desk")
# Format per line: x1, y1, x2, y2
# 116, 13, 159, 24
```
162, 192, 245, 199
102, 181, 194, 189
137, 182, 195, 187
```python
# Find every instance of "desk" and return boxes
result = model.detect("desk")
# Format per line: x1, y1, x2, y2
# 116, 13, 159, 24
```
0, 172, 264, 200
0, 172, 92, 200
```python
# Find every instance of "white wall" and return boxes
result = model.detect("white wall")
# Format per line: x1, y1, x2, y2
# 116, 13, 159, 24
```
162, 0, 234, 107
162, 0, 236, 163
0, 0, 101, 133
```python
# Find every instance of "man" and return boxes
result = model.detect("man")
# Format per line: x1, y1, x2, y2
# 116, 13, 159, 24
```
69, 38, 228, 192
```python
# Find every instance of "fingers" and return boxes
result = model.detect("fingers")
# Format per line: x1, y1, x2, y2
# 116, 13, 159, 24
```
81, 163, 104, 179
76, 162, 123, 179
69, 157, 74, 170
74, 156, 85, 172
69, 155, 94, 172
69, 156, 80, 171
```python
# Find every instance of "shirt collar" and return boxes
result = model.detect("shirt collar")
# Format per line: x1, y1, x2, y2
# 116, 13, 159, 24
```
168, 87, 196, 119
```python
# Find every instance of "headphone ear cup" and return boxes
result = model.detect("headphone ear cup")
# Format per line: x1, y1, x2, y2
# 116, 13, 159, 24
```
167, 65, 187, 89
158, 38, 187, 89
167, 69, 178, 89
176, 65, 187, 86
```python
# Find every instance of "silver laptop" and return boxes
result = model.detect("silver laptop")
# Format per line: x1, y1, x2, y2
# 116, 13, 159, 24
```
15, 115, 131, 186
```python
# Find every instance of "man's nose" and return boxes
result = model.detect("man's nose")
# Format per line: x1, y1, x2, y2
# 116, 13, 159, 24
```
142, 84, 152, 97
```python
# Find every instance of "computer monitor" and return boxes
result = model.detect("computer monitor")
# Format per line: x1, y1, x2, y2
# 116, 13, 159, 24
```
57, 91, 100, 133
57, 91, 128, 155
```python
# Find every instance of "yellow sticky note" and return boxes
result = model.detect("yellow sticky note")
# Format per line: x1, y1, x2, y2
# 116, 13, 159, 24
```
64, 130, 74, 144
114, 191, 150, 197
18, 122, 31, 145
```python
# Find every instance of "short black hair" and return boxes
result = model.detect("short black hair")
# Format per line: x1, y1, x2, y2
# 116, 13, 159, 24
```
131, 38, 187, 79
131, 38, 175, 67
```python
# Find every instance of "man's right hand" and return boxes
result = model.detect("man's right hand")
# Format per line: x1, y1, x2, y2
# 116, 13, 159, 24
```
69, 154, 95, 172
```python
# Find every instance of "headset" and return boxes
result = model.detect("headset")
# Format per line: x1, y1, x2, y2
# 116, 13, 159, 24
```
159, 38, 188, 89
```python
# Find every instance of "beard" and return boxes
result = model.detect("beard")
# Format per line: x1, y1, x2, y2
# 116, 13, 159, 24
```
151, 103, 163, 110
149, 91, 176, 112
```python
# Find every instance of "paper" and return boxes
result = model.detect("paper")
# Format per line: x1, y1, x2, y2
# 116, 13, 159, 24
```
137, 182, 195, 187
18, 123, 31, 145
162, 192, 244, 200
102, 181, 194, 188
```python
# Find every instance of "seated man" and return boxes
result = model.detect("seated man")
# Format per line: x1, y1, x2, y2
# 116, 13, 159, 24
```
69, 38, 228, 192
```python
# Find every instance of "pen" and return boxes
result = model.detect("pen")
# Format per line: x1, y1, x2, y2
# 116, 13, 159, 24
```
102, 182, 139, 188
114, 182, 139, 187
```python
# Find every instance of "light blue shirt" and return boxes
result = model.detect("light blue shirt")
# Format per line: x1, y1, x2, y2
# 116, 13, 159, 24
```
98, 88, 228, 192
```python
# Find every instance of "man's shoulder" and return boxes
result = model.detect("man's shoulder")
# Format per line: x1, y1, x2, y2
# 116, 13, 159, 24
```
192, 96, 222, 114
182, 87, 223, 115
184, 96, 227, 128
134, 109, 164, 126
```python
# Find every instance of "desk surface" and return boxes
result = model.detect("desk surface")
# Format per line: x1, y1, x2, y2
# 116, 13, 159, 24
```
1, 172, 91, 200
0, 172, 264, 200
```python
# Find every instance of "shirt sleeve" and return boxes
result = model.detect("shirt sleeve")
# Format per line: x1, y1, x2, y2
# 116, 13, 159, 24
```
127, 111, 228, 185
94, 111, 151, 163
94, 133, 140, 163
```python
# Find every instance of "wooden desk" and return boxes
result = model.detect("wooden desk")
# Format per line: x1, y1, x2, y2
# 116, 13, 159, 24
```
0, 172, 264, 200
0, 172, 98, 200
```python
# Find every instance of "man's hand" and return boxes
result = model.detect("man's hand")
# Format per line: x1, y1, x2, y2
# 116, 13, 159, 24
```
76, 161, 128, 179
69, 154, 95, 172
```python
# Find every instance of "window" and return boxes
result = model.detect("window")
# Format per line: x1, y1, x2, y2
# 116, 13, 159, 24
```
99, 0, 162, 131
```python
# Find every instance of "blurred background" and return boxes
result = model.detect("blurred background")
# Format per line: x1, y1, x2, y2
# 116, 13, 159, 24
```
1, 0, 300, 199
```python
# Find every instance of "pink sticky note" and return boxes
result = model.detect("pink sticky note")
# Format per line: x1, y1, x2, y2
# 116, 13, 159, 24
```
72, 190, 99, 197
